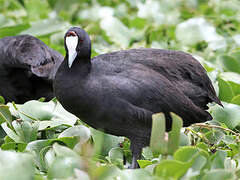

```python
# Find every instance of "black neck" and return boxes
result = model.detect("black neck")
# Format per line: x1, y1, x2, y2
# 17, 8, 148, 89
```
65, 52, 91, 76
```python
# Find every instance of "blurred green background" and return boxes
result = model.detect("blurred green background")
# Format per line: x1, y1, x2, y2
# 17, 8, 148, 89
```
2, 0, 240, 179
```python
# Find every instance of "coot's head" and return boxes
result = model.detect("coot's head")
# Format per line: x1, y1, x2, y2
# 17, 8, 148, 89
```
64, 27, 91, 68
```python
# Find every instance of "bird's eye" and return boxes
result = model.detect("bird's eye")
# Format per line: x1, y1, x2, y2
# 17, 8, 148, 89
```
79, 39, 84, 43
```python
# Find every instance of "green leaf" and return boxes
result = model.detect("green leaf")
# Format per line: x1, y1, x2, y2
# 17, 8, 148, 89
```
12, 120, 38, 143
150, 113, 167, 155
11, 100, 77, 129
20, 19, 69, 37
24, 0, 50, 21
218, 77, 234, 102
210, 102, 240, 129
91, 128, 124, 158
218, 55, 240, 73
0, 105, 12, 125
154, 159, 191, 179
58, 125, 91, 144
47, 156, 82, 179
174, 146, 208, 172
108, 147, 123, 167
211, 150, 227, 169
137, 160, 153, 168
202, 169, 236, 180
1, 142, 27, 151
1, 122, 21, 142
0, 150, 35, 180
168, 113, 183, 154
0, 24, 30, 38
231, 95, 240, 105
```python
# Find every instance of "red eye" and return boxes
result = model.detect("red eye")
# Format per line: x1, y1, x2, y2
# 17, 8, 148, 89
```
79, 39, 84, 43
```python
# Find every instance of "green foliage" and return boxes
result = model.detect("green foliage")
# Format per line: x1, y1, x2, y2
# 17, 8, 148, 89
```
1, 0, 240, 179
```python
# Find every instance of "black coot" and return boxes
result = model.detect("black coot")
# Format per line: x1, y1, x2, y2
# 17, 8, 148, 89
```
54, 27, 222, 168
0, 35, 63, 103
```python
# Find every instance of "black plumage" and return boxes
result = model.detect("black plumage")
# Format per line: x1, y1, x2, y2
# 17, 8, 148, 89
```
54, 27, 222, 168
0, 35, 63, 103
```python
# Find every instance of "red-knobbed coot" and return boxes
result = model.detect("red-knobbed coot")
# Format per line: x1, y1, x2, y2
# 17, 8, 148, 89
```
54, 27, 222, 168
0, 35, 63, 103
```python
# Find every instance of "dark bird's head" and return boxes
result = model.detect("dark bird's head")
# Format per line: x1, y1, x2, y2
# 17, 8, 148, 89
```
10, 35, 63, 80
64, 27, 91, 68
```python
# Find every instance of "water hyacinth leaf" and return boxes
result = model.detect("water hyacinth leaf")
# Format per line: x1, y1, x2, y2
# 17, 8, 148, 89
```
24, 0, 50, 21
0, 96, 5, 104
176, 17, 226, 50
154, 159, 191, 179
118, 169, 153, 180
168, 112, 183, 155
218, 77, 234, 102
218, 55, 240, 73
1, 142, 27, 152
0, 24, 30, 38
26, 138, 79, 171
52, 143, 79, 158
47, 156, 82, 179
108, 147, 124, 166
100, 16, 132, 48
211, 150, 227, 169
137, 160, 153, 168
174, 146, 208, 171
231, 95, 240, 105
0, 150, 35, 180
202, 169, 236, 180
12, 120, 39, 143
210, 102, 240, 129
0, 105, 12, 125
91, 128, 124, 157
93, 165, 152, 180
219, 72, 240, 96
72, 169, 91, 180
26, 140, 53, 170
20, 19, 69, 37
13, 100, 77, 128
1, 122, 21, 142
150, 113, 167, 155
58, 125, 91, 144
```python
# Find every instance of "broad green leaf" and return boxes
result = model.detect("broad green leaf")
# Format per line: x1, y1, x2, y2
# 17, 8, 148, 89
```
47, 156, 82, 179
0, 24, 30, 38
1, 142, 27, 152
219, 72, 240, 96
168, 113, 183, 154
218, 77, 234, 102
137, 160, 153, 168
0, 105, 12, 125
10, 100, 77, 129
20, 19, 69, 37
211, 150, 227, 169
174, 146, 208, 172
210, 102, 240, 129
150, 113, 167, 155
202, 169, 236, 180
58, 125, 91, 144
0, 150, 34, 180
1, 122, 21, 142
24, 0, 50, 21
12, 120, 38, 143
91, 128, 124, 158
154, 159, 191, 179
218, 55, 240, 73
107, 147, 123, 167
231, 95, 240, 105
